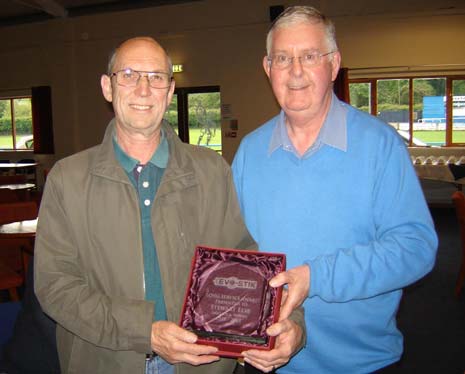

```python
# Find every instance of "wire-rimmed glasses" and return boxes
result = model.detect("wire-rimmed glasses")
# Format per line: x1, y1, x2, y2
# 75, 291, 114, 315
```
267, 51, 336, 70
110, 68, 172, 89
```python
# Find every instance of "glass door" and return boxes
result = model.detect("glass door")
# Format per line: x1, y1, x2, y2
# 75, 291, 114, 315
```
164, 86, 222, 154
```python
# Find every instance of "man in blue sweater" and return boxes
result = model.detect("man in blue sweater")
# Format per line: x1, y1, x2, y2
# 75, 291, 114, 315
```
232, 6, 438, 373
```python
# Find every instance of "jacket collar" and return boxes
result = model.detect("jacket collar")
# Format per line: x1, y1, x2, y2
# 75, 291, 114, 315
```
90, 119, 197, 192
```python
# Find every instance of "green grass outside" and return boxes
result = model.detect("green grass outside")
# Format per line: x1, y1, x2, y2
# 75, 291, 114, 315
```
413, 130, 465, 145
0, 135, 13, 148
185, 128, 222, 154
0, 134, 32, 149
3, 130, 464, 150
1, 130, 223, 150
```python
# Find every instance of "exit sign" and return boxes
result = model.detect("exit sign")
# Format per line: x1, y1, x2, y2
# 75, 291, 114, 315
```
173, 64, 183, 73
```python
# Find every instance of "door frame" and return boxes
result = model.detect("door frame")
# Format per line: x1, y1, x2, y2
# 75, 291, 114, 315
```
174, 85, 220, 143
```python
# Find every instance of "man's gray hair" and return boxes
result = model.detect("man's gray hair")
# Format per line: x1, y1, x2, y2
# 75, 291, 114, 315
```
266, 6, 338, 55
106, 37, 173, 76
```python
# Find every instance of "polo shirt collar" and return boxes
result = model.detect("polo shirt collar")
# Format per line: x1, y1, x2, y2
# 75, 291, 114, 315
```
113, 130, 169, 173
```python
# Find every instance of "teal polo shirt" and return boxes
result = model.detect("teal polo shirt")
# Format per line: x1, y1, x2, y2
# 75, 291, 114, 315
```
113, 133, 168, 321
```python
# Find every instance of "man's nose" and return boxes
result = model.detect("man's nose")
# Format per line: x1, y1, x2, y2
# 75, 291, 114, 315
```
289, 56, 304, 76
135, 75, 152, 95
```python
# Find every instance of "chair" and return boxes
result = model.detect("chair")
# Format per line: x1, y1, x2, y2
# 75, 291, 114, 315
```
0, 160, 11, 178
0, 201, 38, 300
0, 175, 28, 186
0, 189, 20, 204
0, 201, 38, 225
17, 159, 36, 183
0, 263, 23, 301
451, 191, 465, 297
0, 259, 60, 372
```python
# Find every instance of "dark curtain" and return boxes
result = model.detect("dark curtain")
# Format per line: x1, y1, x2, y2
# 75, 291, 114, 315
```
334, 67, 349, 103
31, 86, 55, 154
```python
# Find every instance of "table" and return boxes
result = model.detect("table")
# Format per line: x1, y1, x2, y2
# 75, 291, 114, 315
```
0, 162, 39, 185
0, 218, 37, 277
414, 164, 465, 190
0, 183, 36, 190
0, 218, 37, 238
0, 163, 38, 169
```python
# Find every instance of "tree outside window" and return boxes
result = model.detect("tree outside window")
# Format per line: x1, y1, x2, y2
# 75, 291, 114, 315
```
0, 97, 33, 150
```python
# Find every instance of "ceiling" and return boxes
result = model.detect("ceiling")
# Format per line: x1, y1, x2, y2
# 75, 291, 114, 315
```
0, 0, 201, 27
2, 0, 465, 28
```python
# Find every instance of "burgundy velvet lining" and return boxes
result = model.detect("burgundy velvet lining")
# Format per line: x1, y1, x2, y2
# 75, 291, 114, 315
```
181, 247, 285, 347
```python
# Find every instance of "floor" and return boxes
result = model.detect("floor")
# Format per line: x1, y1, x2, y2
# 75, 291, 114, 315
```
0, 203, 464, 373
394, 206, 465, 373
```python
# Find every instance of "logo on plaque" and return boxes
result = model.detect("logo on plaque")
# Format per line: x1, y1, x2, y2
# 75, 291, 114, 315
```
213, 276, 258, 290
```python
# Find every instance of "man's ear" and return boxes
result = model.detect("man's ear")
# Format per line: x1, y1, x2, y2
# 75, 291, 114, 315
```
330, 51, 342, 82
101, 74, 113, 102
167, 78, 175, 104
263, 56, 271, 79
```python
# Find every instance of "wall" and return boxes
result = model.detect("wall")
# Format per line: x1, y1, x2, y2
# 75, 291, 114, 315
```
0, 0, 464, 167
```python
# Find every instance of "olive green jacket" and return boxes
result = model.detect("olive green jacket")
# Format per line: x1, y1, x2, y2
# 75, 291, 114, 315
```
34, 120, 258, 374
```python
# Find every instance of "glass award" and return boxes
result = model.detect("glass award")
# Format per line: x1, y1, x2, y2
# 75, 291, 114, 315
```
180, 246, 286, 357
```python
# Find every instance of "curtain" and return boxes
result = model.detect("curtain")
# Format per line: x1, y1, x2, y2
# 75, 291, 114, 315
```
334, 67, 349, 103
31, 86, 55, 154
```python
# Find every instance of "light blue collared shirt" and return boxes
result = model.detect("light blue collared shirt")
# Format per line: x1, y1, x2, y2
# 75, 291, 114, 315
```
268, 92, 348, 158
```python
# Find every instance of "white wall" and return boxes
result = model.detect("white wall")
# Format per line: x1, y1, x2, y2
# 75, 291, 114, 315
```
0, 0, 464, 166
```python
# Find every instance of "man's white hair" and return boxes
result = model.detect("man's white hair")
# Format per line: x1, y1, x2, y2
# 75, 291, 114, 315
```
266, 6, 338, 56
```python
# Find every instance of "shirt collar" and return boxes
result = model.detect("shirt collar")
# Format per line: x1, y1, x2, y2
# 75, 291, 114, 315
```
113, 129, 169, 173
268, 92, 347, 157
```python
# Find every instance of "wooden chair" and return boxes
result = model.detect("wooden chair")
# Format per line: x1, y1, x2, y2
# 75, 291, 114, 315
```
0, 189, 21, 204
17, 159, 37, 183
0, 261, 23, 301
0, 201, 39, 300
451, 191, 465, 297
0, 174, 28, 186
0, 201, 38, 225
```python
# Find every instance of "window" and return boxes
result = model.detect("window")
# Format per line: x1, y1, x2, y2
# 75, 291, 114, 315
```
349, 82, 371, 114
0, 96, 33, 150
349, 75, 465, 147
164, 86, 222, 154
452, 80, 465, 144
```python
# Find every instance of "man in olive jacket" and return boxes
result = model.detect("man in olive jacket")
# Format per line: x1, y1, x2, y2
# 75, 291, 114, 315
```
34, 37, 303, 374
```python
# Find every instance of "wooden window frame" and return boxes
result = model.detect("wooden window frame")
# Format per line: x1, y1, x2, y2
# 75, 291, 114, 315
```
349, 75, 465, 147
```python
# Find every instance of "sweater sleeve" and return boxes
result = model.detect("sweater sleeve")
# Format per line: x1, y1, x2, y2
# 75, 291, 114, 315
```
307, 142, 438, 302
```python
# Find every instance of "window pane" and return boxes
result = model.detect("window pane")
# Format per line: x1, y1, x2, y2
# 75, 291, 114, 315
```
0, 99, 13, 149
188, 92, 221, 153
377, 78, 409, 128
413, 78, 446, 146
164, 94, 178, 134
349, 82, 370, 113
452, 80, 465, 144
14, 98, 33, 149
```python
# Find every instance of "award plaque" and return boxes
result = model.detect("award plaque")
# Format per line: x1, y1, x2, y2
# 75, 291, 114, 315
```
180, 246, 286, 357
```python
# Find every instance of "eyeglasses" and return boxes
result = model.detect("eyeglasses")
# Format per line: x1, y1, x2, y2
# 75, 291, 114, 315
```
267, 51, 336, 70
110, 68, 172, 89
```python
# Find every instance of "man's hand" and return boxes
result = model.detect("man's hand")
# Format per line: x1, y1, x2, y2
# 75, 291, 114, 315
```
269, 264, 310, 320
151, 321, 220, 366
241, 318, 303, 372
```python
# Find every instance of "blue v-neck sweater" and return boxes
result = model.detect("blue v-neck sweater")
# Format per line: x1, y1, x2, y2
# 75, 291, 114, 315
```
232, 98, 437, 373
